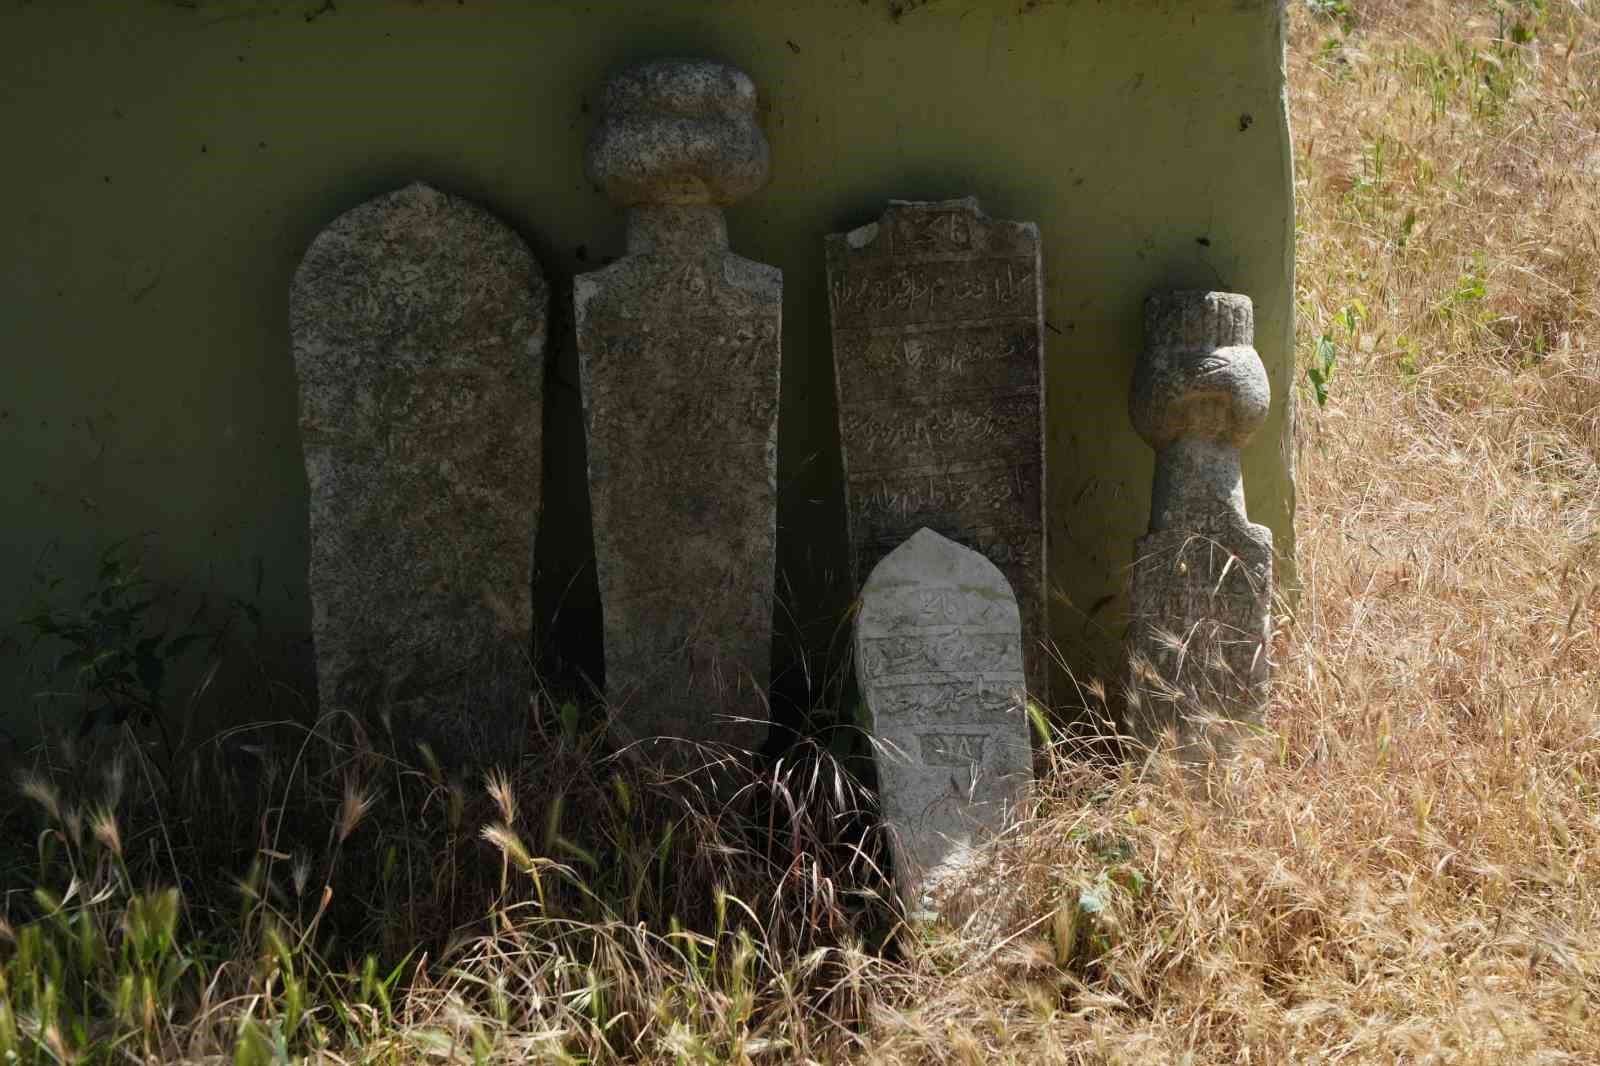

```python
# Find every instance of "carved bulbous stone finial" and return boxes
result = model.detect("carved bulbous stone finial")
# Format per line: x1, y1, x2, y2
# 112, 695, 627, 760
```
1126, 291, 1274, 758
1132, 291, 1266, 449
585, 59, 769, 208
1131, 291, 1270, 535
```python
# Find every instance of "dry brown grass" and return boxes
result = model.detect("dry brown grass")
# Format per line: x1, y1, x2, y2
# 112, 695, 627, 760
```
402, 8, 1600, 1061
842, 1, 1600, 1061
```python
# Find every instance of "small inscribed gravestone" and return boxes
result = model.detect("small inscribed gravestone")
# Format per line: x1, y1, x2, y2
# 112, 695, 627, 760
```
855, 527, 1033, 914
290, 181, 546, 751
827, 197, 1047, 700
575, 59, 780, 754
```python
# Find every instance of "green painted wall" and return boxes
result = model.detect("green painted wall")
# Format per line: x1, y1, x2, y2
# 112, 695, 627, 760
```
0, 0, 1294, 740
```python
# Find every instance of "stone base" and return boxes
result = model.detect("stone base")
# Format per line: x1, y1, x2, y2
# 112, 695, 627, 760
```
335, 637, 532, 768
1126, 522, 1272, 755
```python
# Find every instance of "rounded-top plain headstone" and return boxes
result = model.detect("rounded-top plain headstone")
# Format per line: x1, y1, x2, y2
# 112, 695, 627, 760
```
855, 527, 1033, 915
289, 181, 547, 752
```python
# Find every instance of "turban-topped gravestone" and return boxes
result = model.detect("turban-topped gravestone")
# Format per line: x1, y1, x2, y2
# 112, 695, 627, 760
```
290, 182, 546, 749
574, 59, 781, 754
1127, 290, 1273, 755
855, 527, 1033, 915
827, 197, 1047, 701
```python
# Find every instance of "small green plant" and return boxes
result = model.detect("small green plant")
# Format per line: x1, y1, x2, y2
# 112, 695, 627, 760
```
1426, 55, 1455, 118
1394, 333, 1423, 379
1304, 0, 1356, 34
1052, 832, 1148, 972
22, 543, 210, 766
1436, 250, 1490, 322
1306, 301, 1365, 407
1306, 337, 1336, 408
1397, 207, 1418, 249
1494, 0, 1546, 47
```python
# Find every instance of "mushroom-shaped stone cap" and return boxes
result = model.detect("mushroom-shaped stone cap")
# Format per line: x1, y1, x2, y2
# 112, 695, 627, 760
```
1131, 291, 1270, 451
585, 59, 770, 207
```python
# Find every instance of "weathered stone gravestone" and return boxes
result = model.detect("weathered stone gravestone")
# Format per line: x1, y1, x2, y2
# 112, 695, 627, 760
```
575, 59, 780, 754
855, 527, 1033, 914
290, 181, 546, 749
827, 197, 1047, 701
1127, 290, 1273, 755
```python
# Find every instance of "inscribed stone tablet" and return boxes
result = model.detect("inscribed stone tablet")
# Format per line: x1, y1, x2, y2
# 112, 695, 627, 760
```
1128, 525, 1272, 731
574, 234, 780, 751
827, 197, 1047, 700
855, 527, 1032, 912
576, 59, 780, 754
290, 181, 545, 744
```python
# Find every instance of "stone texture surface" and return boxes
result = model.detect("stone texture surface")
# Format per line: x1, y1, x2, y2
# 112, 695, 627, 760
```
289, 181, 546, 749
576, 60, 780, 753
1127, 291, 1273, 754
585, 60, 769, 207
827, 197, 1047, 701
855, 527, 1032, 914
